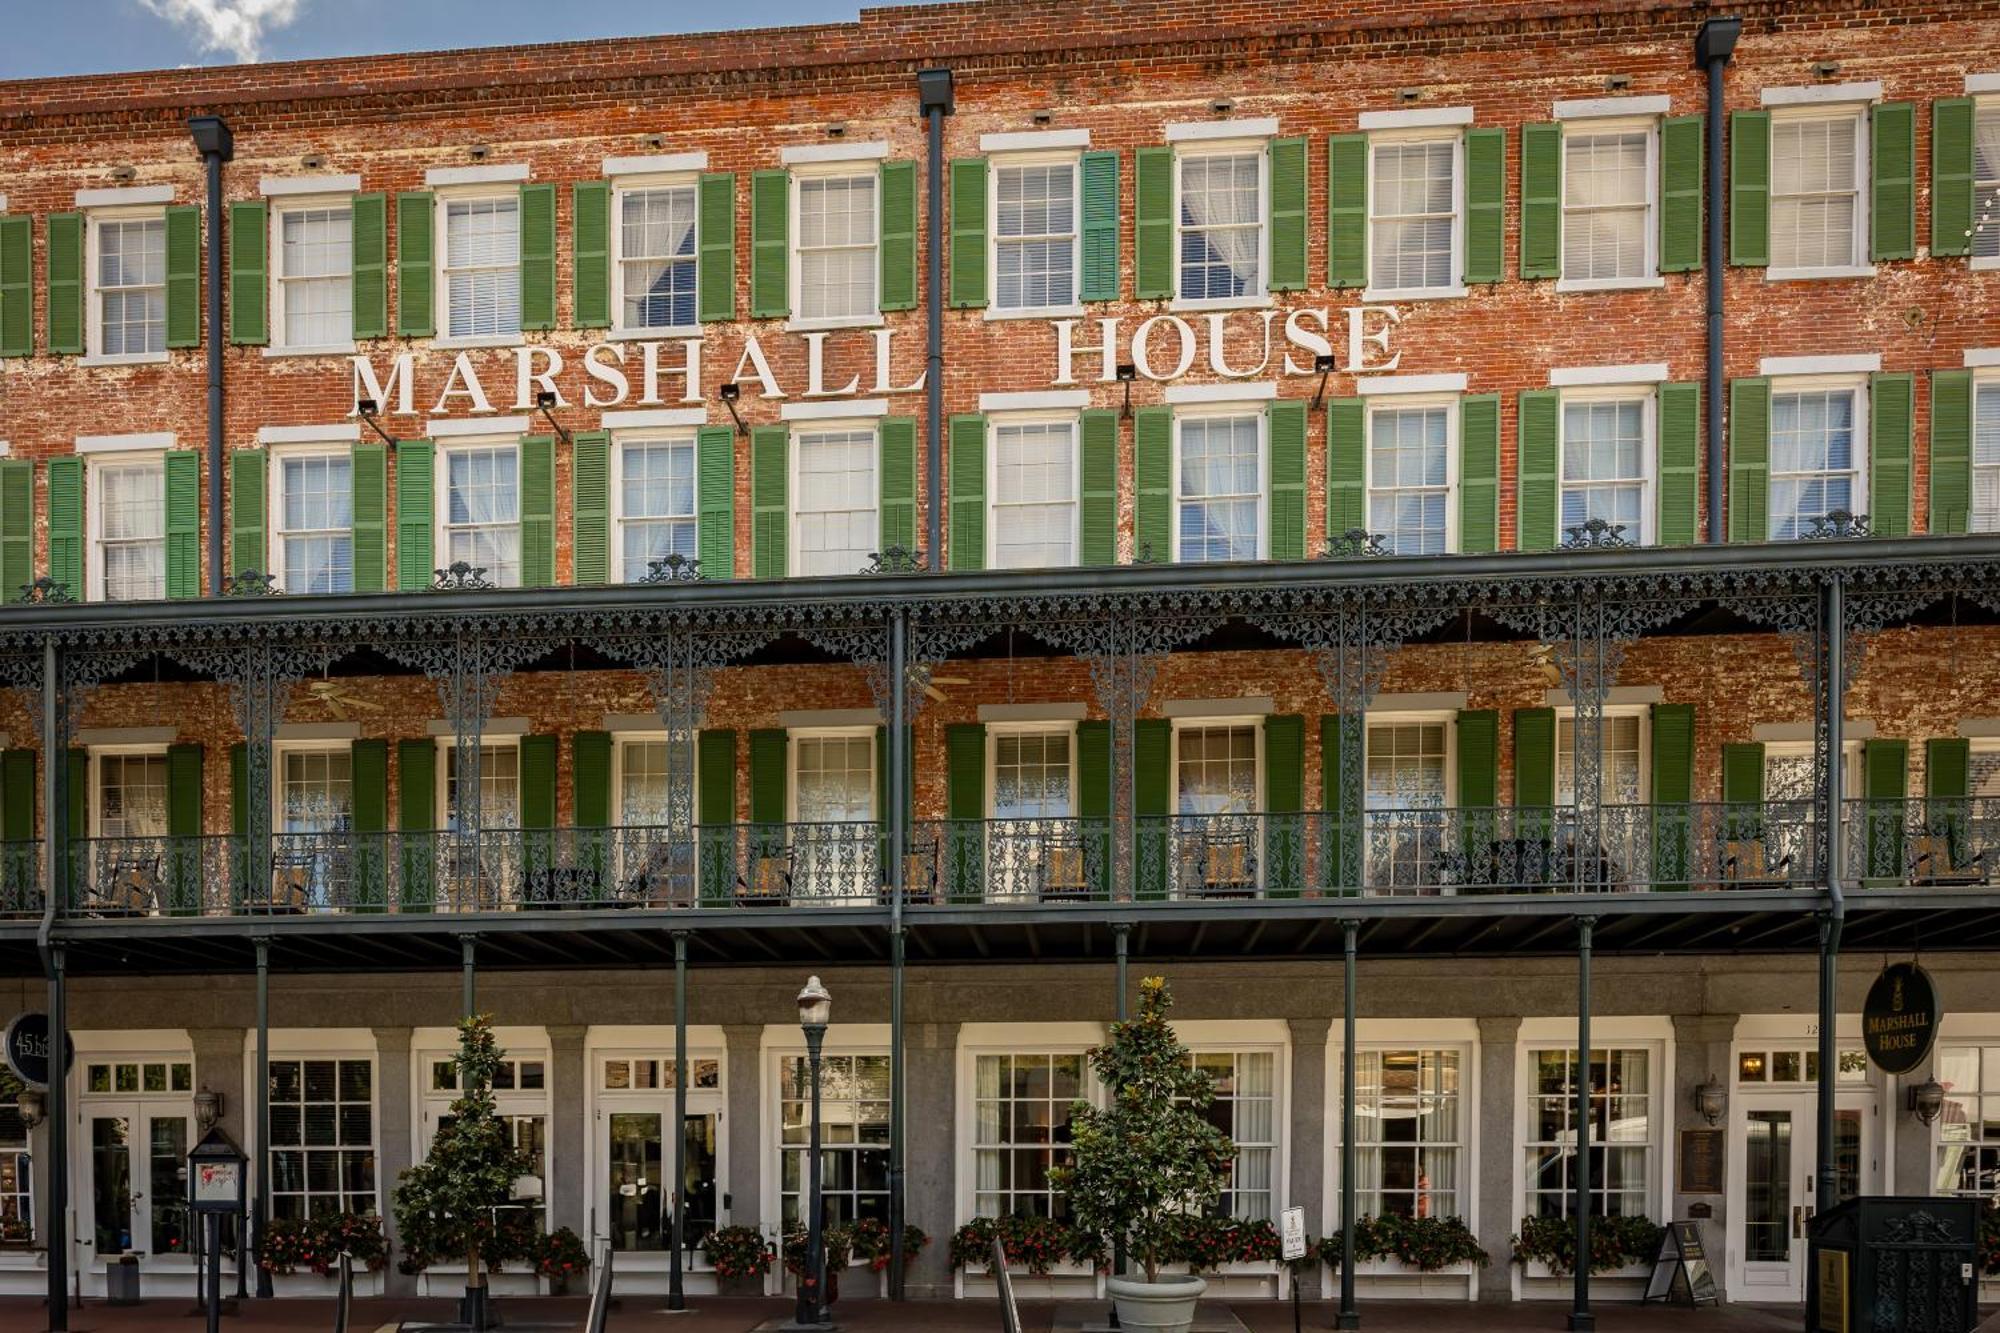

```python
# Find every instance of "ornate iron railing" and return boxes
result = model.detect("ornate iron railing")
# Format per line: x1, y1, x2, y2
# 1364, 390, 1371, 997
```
1842, 797, 2000, 888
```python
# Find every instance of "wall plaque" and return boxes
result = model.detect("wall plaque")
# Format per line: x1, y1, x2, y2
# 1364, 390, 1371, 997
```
1679, 1128, 1725, 1194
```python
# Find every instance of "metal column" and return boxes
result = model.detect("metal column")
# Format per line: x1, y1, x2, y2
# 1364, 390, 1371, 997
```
669, 931, 689, 1310
1337, 920, 1359, 1330
461, 935, 477, 1017
1112, 921, 1130, 1297
1817, 575, 1847, 1218
1568, 916, 1596, 1332
44, 944, 68, 1328
887, 609, 909, 1301
254, 937, 273, 1298
38, 638, 69, 1328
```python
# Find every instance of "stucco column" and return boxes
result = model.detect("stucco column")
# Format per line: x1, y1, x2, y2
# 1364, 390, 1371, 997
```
1287, 1016, 1330, 1300
372, 1027, 414, 1296
1475, 1015, 1520, 1303
901, 1020, 958, 1299
188, 1026, 248, 1282
723, 1024, 762, 1237
546, 1025, 586, 1237
1889, 1070, 1931, 1202
1671, 1013, 1737, 1301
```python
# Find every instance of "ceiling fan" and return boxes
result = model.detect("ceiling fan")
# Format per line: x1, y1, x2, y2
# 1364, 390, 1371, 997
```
306, 680, 387, 720
924, 675, 971, 704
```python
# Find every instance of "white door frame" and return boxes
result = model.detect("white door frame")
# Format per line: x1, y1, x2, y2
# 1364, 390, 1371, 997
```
1725, 1085, 1878, 1303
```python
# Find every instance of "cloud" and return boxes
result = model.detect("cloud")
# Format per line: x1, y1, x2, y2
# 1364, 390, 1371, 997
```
135, 0, 307, 64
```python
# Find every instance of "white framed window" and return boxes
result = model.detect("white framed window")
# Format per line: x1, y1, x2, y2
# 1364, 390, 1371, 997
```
1352, 1046, 1467, 1219
1933, 1044, 2000, 1204
991, 157, 1079, 313
614, 180, 698, 333
790, 728, 875, 825
615, 436, 697, 581
1366, 400, 1455, 556
1555, 708, 1650, 805
90, 457, 166, 602
0, 1072, 30, 1240
1185, 1048, 1278, 1221
439, 193, 521, 341
989, 417, 1079, 569
793, 170, 877, 326
1769, 108, 1869, 275
1364, 716, 1452, 811
1174, 411, 1264, 563
1176, 146, 1265, 305
421, 1038, 550, 1233
271, 201, 352, 350
776, 1051, 891, 1225
267, 1056, 376, 1220
616, 736, 671, 827
1761, 740, 1864, 806
439, 442, 521, 587
1523, 1044, 1657, 1219
791, 426, 877, 577
274, 743, 353, 836
441, 739, 521, 831
1976, 103, 2000, 265
1734, 1045, 1868, 1086
89, 211, 167, 361
972, 1050, 1087, 1219
1561, 122, 1656, 287
1769, 380, 1866, 541
990, 725, 1076, 820
271, 450, 354, 594
597, 1041, 725, 1257
1973, 378, 2000, 532
92, 748, 168, 839
1368, 135, 1460, 296
1559, 392, 1652, 545
1173, 720, 1261, 816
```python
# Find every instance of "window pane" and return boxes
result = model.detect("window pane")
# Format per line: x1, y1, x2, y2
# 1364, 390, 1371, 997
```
797, 175, 876, 321
1177, 415, 1260, 563
1370, 141, 1455, 291
279, 208, 353, 346
445, 197, 521, 337
1559, 400, 1645, 539
1178, 153, 1261, 299
620, 187, 698, 329
1562, 132, 1649, 281
1768, 390, 1857, 540
793, 429, 877, 576
992, 421, 1076, 568
1771, 116, 1861, 270
98, 218, 167, 355
1368, 407, 1449, 555
445, 446, 521, 586
278, 455, 354, 593
619, 440, 697, 579
995, 163, 1076, 309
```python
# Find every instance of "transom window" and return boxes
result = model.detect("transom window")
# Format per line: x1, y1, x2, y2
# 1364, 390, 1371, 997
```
1560, 398, 1647, 542
1177, 414, 1261, 563
792, 428, 877, 577
1735, 1047, 1867, 1084
600, 1056, 718, 1090
794, 733, 874, 823
444, 445, 521, 587
796, 173, 877, 323
974, 1052, 1084, 1219
442, 196, 521, 339
1769, 388, 1859, 541
993, 730, 1073, 819
1525, 1046, 1653, 1219
0, 1070, 29, 1240
1973, 382, 2000, 533
1370, 139, 1457, 293
779, 1052, 890, 1225
95, 216, 166, 357
1365, 721, 1448, 809
276, 453, 353, 594
85, 1060, 193, 1094
1976, 106, 2000, 261
1352, 1048, 1464, 1219
1556, 712, 1646, 805
619, 185, 697, 330
1176, 723, 1257, 816
444, 742, 520, 831
268, 1058, 375, 1220
1933, 1045, 2000, 1205
1187, 1050, 1276, 1221
279, 748, 352, 835
1178, 150, 1262, 301
97, 752, 168, 839
994, 162, 1077, 310
619, 439, 696, 581
275, 205, 352, 347
991, 419, 1076, 568
1563, 128, 1652, 283
95, 459, 166, 602
434, 1056, 547, 1092
1368, 405, 1451, 556
619, 739, 671, 827
1771, 112, 1865, 271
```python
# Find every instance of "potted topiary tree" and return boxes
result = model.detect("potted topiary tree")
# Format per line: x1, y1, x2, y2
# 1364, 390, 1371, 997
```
1055, 977, 1235, 1333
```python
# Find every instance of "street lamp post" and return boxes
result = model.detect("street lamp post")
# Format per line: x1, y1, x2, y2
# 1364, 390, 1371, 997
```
794, 976, 833, 1331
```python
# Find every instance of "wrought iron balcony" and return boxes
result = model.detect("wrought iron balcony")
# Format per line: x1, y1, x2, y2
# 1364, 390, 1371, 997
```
1841, 797, 2000, 888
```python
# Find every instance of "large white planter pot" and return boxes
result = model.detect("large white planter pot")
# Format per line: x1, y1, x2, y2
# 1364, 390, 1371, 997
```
1107, 1273, 1207, 1333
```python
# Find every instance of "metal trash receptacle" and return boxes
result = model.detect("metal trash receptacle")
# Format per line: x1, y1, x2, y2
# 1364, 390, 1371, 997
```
106, 1252, 141, 1305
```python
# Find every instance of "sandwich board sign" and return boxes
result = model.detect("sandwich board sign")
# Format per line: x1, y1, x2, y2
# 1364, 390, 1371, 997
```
1280, 1206, 1307, 1262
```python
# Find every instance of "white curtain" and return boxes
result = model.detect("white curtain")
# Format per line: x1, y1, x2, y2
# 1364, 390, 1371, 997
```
1181, 158, 1261, 288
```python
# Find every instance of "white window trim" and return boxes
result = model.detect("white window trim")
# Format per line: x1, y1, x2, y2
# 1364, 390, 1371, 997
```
1166, 118, 1281, 143
424, 163, 531, 187
1974, 371, 2000, 532
1556, 385, 1657, 547
1170, 138, 1272, 313
1761, 82, 1885, 107
1512, 1025, 1671, 1247
84, 451, 166, 604
1171, 406, 1269, 563
267, 443, 356, 595
759, 1025, 890, 1240
1760, 738, 1865, 798
433, 436, 523, 588
414, 1028, 553, 1219
259, 174, 362, 198
610, 171, 701, 340
586, 1027, 731, 1269
81, 205, 169, 367
1555, 115, 1662, 293
1356, 106, 1474, 132
603, 152, 708, 177
1766, 374, 1870, 542
985, 719, 1081, 820
979, 129, 1091, 153
609, 430, 699, 585
254, 1039, 383, 1221
954, 1024, 1104, 1240
1552, 701, 1652, 805
269, 736, 354, 830
1967, 97, 1999, 272
1355, 372, 1468, 397
266, 194, 357, 356
1361, 127, 1466, 303
1360, 708, 1459, 808
787, 420, 879, 578
1363, 393, 1460, 556
85, 742, 169, 839
984, 412, 1082, 570
1764, 103, 1874, 282
433, 733, 524, 830
787, 162, 883, 333
1549, 363, 1669, 387
1169, 715, 1266, 813
1555, 95, 1673, 121
1175, 1022, 1291, 1224
786, 724, 878, 824
984, 148, 1084, 319
1326, 1026, 1480, 1248
433, 185, 525, 348
610, 730, 667, 824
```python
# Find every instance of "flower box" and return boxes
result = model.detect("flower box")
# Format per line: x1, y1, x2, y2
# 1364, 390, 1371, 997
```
415, 1264, 540, 1299
1344, 1255, 1478, 1300
958, 1258, 1101, 1300
1155, 1259, 1281, 1299
269, 1268, 385, 1299
1520, 1257, 1650, 1299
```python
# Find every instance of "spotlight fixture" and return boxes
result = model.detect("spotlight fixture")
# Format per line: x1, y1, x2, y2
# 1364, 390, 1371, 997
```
534, 390, 572, 446
718, 381, 748, 437
354, 398, 398, 447
1308, 352, 1337, 411
1116, 363, 1138, 419
1210, 98, 1236, 116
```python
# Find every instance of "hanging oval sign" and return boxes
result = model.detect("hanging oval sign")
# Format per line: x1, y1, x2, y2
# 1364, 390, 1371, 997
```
3, 1012, 75, 1090
1862, 962, 1940, 1076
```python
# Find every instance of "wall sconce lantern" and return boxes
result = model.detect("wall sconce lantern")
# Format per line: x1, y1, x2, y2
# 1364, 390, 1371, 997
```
1116, 363, 1138, 418
1907, 1077, 1946, 1126
15, 1088, 43, 1131
193, 1086, 222, 1133
1693, 1079, 1726, 1126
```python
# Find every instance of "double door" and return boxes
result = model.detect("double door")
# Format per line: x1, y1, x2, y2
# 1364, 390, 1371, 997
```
1731, 1091, 1876, 1302
81, 1103, 193, 1266
602, 1106, 721, 1259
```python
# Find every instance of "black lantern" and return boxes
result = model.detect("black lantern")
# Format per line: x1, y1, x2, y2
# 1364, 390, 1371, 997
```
187, 1127, 248, 1333
789, 976, 834, 1331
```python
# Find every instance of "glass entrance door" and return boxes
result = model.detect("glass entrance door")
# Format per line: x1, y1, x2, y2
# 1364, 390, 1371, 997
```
1733, 1092, 1873, 1301
679, 1113, 719, 1254
84, 1107, 191, 1262
606, 1111, 664, 1252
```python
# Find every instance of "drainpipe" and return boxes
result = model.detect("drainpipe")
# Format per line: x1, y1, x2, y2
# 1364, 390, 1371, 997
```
1695, 20, 1739, 545
917, 69, 954, 566
189, 116, 233, 595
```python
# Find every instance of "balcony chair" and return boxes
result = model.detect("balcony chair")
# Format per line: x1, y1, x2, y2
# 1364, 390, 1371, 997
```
881, 836, 938, 906
1719, 839, 1795, 890
1038, 835, 1092, 902
265, 855, 315, 914
622, 841, 692, 908
1183, 833, 1258, 899
87, 857, 160, 916
735, 843, 793, 907
1908, 835, 1988, 888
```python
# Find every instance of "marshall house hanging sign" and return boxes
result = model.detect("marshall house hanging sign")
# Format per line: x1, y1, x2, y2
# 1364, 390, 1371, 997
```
1861, 961, 1940, 1076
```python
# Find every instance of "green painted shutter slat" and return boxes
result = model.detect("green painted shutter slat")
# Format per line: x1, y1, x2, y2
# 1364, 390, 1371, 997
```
1456, 710, 1499, 808
1267, 398, 1306, 560
1870, 102, 1916, 261
1930, 369, 1973, 535
571, 181, 610, 330
69, 749, 90, 849
1657, 382, 1701, 547
1870, 372, 1913, 538
1863, 738, 1909, 881
47, 457, 83, 596
1519, 123, 1562, 279
1516, 389, 1559, 551
349, 739, 389, 910
1319, 715, 1349, 891
519, 434, 556, 586
1729, 111, 1770, 267
46, 213, 84, 355
1728, 378, 1770, 543
519, 183, 556, 330
696, 425, 735, 580
1267, 137, 1308, 292
1080, 151, 1121, 302
698, 730, 737, 827
164, 450, 201, 599
1133, 718, 1170, 900
1660, 114, 1704, 273
944, 722, 985, 902
1513, 708, 1556, 813
396, 192, 435, 338
395, 440, 434, 590
0, 215, 30, 357
0, 750, 31, 847
750, 171, 790, 320
949, 158, 988, 309
748, 728, 787, 827
166, 743, 203, 912
1327, 398, 1364, 539
1263, 714, 1304, 897
1077, 719, 1110, 898
164, 205, 201, 349
519, 734, 557, 830
230, 449, 266, 578
571, 431, 609, 585
1134, 405, 1171, 564
1927, 737, 1970, 800
751, 426, 788, 578
572, 731, 612, 829
1463, 127, 1505, 285
1650, 703, 1696, 889
878, 417, 916, 558
878, 160, 917, 313
1721, 743, 1765, 805
397, 738, 436, 910
0, 462, 33, 601
1080, 409, 1118, 567
1932, 98, 1976, 258
350, 444, 387, 593
697, 173, 736, 324
227, 200, 268, 345
350, 193, 387, 340
948, 413, 986, 571
1459, 393, 1499, 554
1327, 133, 1368, 288
1134, 146, 1174, 300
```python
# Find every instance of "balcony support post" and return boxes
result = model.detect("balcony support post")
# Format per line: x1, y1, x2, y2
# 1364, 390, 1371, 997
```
39, 638, 70, 1327
888, 608, 908, 1300
461, 934, 476, 1017
43, 944, 68, 1327
669, 929, 689, 1310
1567, 914, 1596, 1332
1112, 921, 1130, 1289
254, 936, 273, 1297
1337, 919, 1359, 1330
1816, 576, 1847, 1228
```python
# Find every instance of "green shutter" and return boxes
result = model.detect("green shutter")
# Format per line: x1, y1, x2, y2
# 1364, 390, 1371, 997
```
1134, 146, 1174, 300
350, 193, 387, 340
397, 737, 436, 910
878, 160, 917, 313
1721, 743, 1765, 805
1077, 719, 1111, 899
1267, 137, 1308, 292
1080, 150, 1121, 302
1863, 738, 1909, 882
698, 730, 737, 826
1463, 127, 1505, 285
1327, 398, 1364, 539
944, 722, 986, 902
518, 734, 557, 830
395, 440, 434, 590
69, 748, 90, 847
0, 215, 30, 357
1267, 398, 1306, 560
748, 729, 787, 826
395, 192, 435, 337
1519, 123, 1562, 279
1080, 409, 1118, 567
1516, 389, 1559, 551
164, 449, 201, 598
227, 200, 268, 345
46, 213, 83, 355
751, 426, 788, 578
519, 183, 556, 330
1319, 714, 1350, 891
1926, 737, 1970, 800
1660, 114, 1704, 273
166, 743, 203, 913
696, 425, 735, 580
879, 416, 916, 557
1932, 98, 1976, 259
1930, 369, 1973, 535
1870, 372, 1913, 538
1459, 393, 1500, 553
571, 730, 612, 829
571, 181, 610, 330
1649, 703, 1696, 890
948, 413, 986, 571
750, 171, 789, 320
571, 431, 609, 584
0, 462, 33, 601
230, 449, 266, 578
1729, 111, 1770, 267
47, 457, 83, 596
350, 444, 387, 593
1728, 378, 1770, 543
1326, 133, 1368, 288
1456, 710, 1499, 808
1263, 714, 1304, 896
1870, 102, 1916, 262
519, 434, 556, 586
226, 743, 247, 839
697, 173, 736, 323
1657, 382, 1701, 546
1513, 707, 1556, 810
1133, 718, 1170, 900
949, 158, 988, 309
164, 205, 201, 349
1134, 405, 1171, 563
349, 739, 388, 910
0, 750, 34, 845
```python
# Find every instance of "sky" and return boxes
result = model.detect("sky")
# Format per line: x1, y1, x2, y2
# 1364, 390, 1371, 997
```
0, 0, 873, 80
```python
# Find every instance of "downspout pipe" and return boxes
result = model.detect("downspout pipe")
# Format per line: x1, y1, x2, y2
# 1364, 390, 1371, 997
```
917, 69, 954, 566
189, 116, 233, 595
1695, 19, 1739, 545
